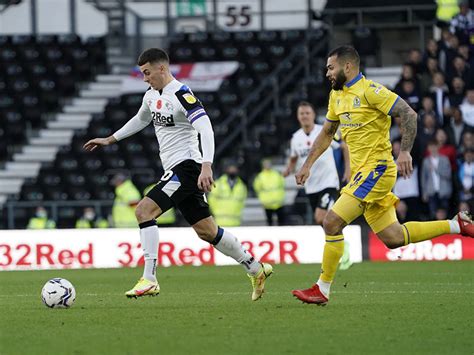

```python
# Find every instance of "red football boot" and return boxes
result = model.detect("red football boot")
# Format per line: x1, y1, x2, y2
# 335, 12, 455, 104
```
455, 211, 474, 238
292, 284, 328, 306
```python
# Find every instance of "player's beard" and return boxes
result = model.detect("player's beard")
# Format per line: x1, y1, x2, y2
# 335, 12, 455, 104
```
331, 70, 347, 91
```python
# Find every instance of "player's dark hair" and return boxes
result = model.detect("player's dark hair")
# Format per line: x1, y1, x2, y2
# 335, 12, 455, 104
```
138, 48, 169, 66
328, 45, 360, 67
297, 101, 316, 112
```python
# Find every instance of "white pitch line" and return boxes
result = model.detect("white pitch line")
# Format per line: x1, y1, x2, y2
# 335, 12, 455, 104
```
0, 290, 473, 298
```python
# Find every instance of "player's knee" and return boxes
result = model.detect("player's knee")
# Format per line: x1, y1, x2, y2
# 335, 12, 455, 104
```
383, 238, 404, 249
135, 202, 155, 223
322, 212, 344, 235
315, 213, 325, 225
381, 232, 404, 249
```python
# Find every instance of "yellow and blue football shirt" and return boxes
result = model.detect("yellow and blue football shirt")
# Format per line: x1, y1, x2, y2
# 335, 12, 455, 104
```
326, 72, 399, 174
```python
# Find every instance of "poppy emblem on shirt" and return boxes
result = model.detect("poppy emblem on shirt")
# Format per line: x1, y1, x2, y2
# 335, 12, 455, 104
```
307, 141, 311, 146
157, 100, 162, 109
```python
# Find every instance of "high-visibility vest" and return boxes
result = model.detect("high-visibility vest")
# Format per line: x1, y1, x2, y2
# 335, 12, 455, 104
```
144, 183, 176, 225
27, 217, 56, 229
208, 175, 247, 226
253, 169, 285, 210
112, 179, 141, 228
436, 0, 459, 22
75, 218, 109, 229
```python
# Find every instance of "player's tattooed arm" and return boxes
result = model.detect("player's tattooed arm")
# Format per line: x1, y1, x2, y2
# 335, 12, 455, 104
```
390, 98, 417, 152
390, 98, 417, 178
295, 120, 339, 185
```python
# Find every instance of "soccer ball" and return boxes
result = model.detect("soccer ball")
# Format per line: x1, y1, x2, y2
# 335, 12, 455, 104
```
41, 278, 76, 308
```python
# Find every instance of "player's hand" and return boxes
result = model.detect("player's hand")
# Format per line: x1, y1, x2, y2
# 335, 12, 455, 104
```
342, 168, 351, 184
83, 136, 116, 152
198, 162, 214, 193
295, 166, 310, 186
282, 167, 291, 177
396, 151, 413, 179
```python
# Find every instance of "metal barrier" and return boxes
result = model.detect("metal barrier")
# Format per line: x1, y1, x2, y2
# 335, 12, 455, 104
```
5, 200, 113, 229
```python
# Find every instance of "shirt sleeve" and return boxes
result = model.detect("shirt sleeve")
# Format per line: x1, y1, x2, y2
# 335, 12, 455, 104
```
113, 97, 152, 141
192, 115, 215, 164
290, 136, 297, 158
175, 87, 207, 124
326, 91, 339, 122
364, 81, 399, 116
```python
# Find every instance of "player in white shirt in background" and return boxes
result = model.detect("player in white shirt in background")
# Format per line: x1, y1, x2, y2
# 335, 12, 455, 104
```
283, 101, 352, 270
84, 48, 272, 301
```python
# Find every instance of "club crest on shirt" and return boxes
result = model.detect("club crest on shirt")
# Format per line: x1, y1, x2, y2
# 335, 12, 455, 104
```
165, 101, 173, 111
183, 93, 197, 104
353, 97, 361, 108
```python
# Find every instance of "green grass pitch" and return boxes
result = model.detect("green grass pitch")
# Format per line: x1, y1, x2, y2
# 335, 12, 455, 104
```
0, 261, 472, 355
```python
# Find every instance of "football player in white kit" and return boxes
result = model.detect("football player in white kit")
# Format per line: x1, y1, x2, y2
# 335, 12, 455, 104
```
283, 101, 352, 269
84, 48, 272, 300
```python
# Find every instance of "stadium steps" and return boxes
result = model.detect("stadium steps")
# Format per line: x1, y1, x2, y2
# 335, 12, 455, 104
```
0, 74, 123, 206
364, 66, 401, 89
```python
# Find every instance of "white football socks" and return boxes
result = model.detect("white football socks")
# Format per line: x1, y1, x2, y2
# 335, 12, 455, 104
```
139, 220, 159, 283
317, 279, 331, 298
448, 219, 461, 234
212, 227, 261, 276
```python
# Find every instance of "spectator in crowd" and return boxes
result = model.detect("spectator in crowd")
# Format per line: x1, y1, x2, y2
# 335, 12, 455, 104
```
435, 127, 458, 170
438, 28, 455, 72
459, 130, 474, 157
420, 57, 440, 95
407, 49, 424, 75
418, 96, 440, 124
436, 0, 460, 28
111, 172, 141, 228
458, 147, 474, 202
449, 55, 470, 83
27, 206, 56, 229
396, 80, 421, 111
446, 107, 468, 146
75, 207, 109, 228
395, 64, 418, 92
447, 76, 466, 108
457, 44, 472, 65
253, 159, 286, 226
460, 88, 474, 127
429, 72, 450, 125
449, 0, 474, 45
458, 200, 472, 214
418, 113, 438, 154
423, 38, 439, 64
421, 140, 453, 220
390, 115, 402, 141
392, 140, 421, 222
208, 164, 247, 226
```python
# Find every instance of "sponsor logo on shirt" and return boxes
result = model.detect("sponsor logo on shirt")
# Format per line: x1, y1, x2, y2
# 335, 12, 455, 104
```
353, 97, 361, 108
183, 93, 197, 104
151, 112, 175, 127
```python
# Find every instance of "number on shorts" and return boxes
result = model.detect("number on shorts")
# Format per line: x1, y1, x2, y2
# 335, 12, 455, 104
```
160, 170, 174, 182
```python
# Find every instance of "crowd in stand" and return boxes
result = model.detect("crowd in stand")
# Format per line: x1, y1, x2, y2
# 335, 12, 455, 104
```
391, 5, 474, 221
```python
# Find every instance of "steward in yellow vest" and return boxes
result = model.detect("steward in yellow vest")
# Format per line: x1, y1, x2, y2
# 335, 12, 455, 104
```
253, 159, 286, 225
75, 207, 109, 228
27, 206, 56, 229
111, 174, 141, 228
208, 165, 247, 226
